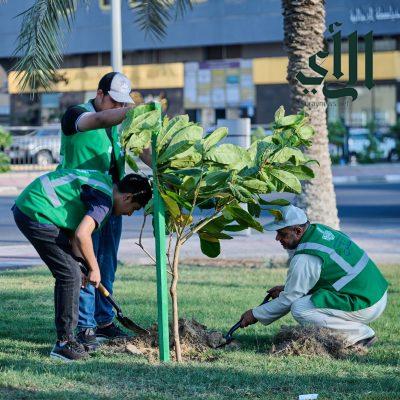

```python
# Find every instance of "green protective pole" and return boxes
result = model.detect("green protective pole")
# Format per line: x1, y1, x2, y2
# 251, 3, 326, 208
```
151, 102, 170, 362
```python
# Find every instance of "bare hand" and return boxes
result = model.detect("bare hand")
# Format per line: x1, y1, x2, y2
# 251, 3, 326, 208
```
240, 309, 258, 328
267, 285, 284, 299
87, 269, 101, 288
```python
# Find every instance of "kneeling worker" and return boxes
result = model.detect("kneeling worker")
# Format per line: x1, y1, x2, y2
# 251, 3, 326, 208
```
12, 169, 152, 361
240, 205, 388, 347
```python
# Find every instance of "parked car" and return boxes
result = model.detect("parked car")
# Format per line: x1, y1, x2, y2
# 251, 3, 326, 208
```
347, 128, 397, 162
4, 126, 61, 166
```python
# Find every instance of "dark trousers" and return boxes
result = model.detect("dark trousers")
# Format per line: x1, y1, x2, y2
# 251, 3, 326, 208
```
13, 206, 81, 341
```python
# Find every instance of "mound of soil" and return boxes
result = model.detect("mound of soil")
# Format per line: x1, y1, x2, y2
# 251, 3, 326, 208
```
102, 318, 237, 362
270, 325, 368, 358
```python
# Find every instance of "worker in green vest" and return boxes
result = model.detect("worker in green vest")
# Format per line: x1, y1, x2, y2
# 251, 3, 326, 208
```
240, 205, 388, 348
13, 169, 152, 361
59, 72, 152, 350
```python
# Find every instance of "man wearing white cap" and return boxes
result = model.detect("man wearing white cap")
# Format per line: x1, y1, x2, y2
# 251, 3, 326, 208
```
59, 72, 151, 350
240, 205, 388, 347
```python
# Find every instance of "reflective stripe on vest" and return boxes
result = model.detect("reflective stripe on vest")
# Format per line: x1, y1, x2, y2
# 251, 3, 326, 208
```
40, 173, 113, 207
296, 242, 370, 291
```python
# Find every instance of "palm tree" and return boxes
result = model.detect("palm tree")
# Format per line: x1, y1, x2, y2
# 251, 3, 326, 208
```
282, 0, 340, 229
12, 0, 192, 91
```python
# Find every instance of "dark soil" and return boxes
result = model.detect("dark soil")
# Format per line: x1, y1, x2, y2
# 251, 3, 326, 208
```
270, 325, 368, 358
102, 318, 238, 362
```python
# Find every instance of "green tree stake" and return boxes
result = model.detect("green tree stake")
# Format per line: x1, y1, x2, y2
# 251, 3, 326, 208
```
151, 102, 170, 362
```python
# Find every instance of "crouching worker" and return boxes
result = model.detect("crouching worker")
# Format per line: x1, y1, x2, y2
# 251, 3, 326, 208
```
12, 169, 151, 361
240, 205, 388, 348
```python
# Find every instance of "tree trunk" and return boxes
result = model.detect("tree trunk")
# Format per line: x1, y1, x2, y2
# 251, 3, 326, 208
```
170, 238, 182, 362
282, 0, 340, 229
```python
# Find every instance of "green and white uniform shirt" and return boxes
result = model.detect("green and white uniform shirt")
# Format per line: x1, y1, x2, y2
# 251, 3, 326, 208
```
252, 224, 388, 324
59, 100, 125, 182
15, 169, 114, 231
296, 224, 388, 311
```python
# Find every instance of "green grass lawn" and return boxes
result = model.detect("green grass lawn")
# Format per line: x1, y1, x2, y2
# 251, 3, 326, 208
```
0, 263, 399, 400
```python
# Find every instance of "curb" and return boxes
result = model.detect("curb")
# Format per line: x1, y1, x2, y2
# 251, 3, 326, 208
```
333, 175, 400, 184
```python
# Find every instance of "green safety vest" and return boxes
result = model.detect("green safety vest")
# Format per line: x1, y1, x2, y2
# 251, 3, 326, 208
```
16, 169, 113, 231
295, 224, 388, 312
59, 101, 125, 181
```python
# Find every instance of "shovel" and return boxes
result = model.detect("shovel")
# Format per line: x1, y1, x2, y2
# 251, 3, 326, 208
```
217, 293, 272, 348
77, 257, 149, 335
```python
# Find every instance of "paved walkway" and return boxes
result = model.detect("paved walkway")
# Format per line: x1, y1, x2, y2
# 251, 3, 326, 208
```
1, 229, 398, 270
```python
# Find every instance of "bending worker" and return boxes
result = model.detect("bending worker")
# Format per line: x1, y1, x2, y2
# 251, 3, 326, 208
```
59, 72, 152, 349
13, 169, 152, 361
240, 205, 388, 348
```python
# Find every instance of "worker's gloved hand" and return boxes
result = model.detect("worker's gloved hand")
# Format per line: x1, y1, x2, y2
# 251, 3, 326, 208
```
267, 285, 284, 299
240, 309, 258, 328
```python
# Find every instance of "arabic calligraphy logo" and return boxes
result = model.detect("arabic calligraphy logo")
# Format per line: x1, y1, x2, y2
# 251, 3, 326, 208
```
296, 22, 374, 101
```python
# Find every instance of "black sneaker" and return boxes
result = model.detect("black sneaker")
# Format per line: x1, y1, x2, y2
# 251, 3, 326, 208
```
96, 322, 130, 342
50, 340, 89, 362
76, 328, 100, 352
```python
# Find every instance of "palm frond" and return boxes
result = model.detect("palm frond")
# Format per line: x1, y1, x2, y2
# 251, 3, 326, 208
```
12, 0, 77, 92
134, 0, 192, 40
174, 0, 192, 19
134, 0, 171, 40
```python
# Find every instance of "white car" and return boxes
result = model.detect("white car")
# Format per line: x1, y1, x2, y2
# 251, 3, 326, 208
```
347, 128, 397, 162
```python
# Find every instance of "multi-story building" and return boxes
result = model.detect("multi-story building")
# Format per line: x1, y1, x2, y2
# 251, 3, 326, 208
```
1, 0, 399, 128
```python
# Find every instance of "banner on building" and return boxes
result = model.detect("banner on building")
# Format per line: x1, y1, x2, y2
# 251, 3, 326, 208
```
184, 59, 255, 109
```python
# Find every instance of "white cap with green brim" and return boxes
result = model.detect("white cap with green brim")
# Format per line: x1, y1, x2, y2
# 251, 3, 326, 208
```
263, 205, 308, 231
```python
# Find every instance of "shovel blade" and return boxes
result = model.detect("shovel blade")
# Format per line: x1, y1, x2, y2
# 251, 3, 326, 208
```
116, 313, 149, 335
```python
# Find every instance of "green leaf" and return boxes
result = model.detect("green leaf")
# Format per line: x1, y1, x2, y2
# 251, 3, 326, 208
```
200, 229, 233, 240
268, 209, 283, 220
160, 173, 183, 186
274, 106, 285, 122
259, 198, 291, 206
203, 171, 231, 187
248, 203, 261, 218
160, 193, 180, 218
282, 165, 315, 180
223, 224, 247, 232
269, 147, 307, 165
126, 130, 152, 155
144, 198, 154, 215
157, 141, 194, 164
205, 144, 251, 169
269, 169, 302, 193
203, 127, 228, 151
166, 125, 203, 148
173, 168, 203, 176
165, 190, 192, 210
297, 125, 315, 140
125, 152, 139, 172
225, 205, 263, 232
242, 179, 271, 193
229, 184, 254, 203
275, 113, 305, 127
156, 115, 189, 150
199, 234, 221, 258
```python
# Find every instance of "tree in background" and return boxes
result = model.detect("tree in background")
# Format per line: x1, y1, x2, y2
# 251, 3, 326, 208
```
282, 0, 340, 229
328, 120, 346, 163
0, 126, 12, 173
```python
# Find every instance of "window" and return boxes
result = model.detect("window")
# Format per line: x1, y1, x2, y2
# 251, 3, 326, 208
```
99, 0, 111, 10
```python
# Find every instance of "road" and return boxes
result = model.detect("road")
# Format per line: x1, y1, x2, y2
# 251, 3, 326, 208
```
0, 182, 399, 247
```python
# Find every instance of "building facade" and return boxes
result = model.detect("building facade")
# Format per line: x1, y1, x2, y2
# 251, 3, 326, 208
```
1, 0, 399, 128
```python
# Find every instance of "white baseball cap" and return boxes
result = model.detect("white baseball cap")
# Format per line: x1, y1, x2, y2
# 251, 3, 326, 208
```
264, 205, 308, 231
98, 72, 134, 104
